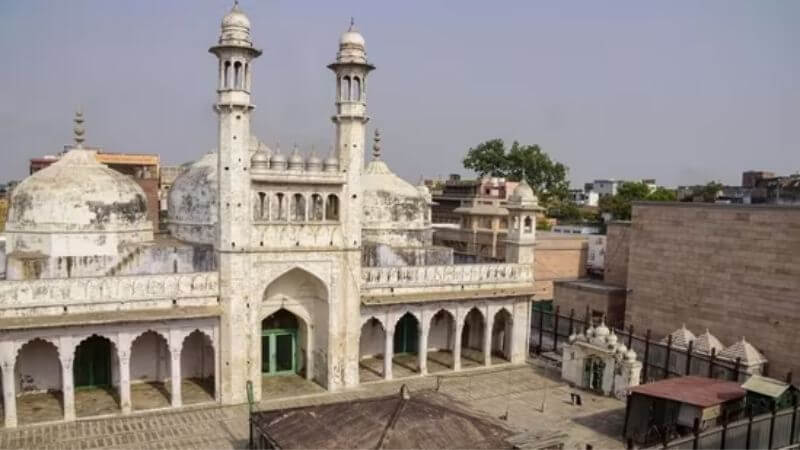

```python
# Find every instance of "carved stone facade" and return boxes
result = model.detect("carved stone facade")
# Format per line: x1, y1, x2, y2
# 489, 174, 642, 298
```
0, 5, 537, 428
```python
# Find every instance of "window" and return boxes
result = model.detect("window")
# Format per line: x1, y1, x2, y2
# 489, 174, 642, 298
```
326, 194, 339, 221
341, 76, 351, 101
257, 192, 267, 220
352, 77, 361, 101
291, 193, 306, 222
224, 61, 232, 89
310, 194, 324, 221
233, 61, 242, 89
524, 216, 533, 233
274, 193, 287, 221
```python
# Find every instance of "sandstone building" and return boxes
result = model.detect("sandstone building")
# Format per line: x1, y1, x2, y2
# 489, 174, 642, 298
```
0, 5, 536, 428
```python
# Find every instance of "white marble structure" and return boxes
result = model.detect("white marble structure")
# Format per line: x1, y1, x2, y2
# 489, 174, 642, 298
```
0, 5, 537, 428
561, 322, 642, 400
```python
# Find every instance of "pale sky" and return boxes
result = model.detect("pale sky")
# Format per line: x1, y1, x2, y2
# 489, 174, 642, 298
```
0, 1, 798, 187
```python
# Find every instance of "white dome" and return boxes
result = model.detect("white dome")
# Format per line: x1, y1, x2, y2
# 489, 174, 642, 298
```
167, 152, 218, 245
6, 149, 150, 234
510, 180, 538, 205
361, 131, 430, 247
340, 29, 365, 47
221, 3, 250, 30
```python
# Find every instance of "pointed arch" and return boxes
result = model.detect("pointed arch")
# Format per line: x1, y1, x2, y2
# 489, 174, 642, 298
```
491, 308, 513, 362
181, 329, 215, 403
129, 330, 170, 410
14, 338, 63, 425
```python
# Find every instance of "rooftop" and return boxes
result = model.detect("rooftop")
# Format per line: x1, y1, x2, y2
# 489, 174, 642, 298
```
252, 388, 513, 449
629, 376, 745, 408
741, 375, 792, 399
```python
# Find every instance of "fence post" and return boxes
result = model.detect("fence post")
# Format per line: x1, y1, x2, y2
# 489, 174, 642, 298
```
664, 334, 673, 378
538, 306, 544, 354
585, 305, 590, 329
745, 405, 753, 449
685, 340, 694, 376
720, 412, 728, 449
787, 370, 793, 385
768, 404, 777, 450
622, 393, 632, 438
732, 357, 741, 382
790, 393, 798, 446
568, 309, 575, 337
692, 417, 700, 450
643, 329, 651, 382
553, 306, 560, 352
708, 347, 716, 378
627, 324, 634, 348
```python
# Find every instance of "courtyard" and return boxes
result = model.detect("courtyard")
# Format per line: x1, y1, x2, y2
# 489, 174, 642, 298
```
0, 361, 627, 449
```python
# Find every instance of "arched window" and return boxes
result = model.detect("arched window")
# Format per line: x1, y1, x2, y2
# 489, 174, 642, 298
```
257, 192, 267, 220
243, 63, 249, 91
524, 216, 533, 233
233, 61, 242, 90
342, 76, 351, 101
352, 77, 361, 101
224, 61, 232, 89
291, 193, 306, 222
310, 194, 324, 221
274, 193, 287, 221
326, 194, 339, 221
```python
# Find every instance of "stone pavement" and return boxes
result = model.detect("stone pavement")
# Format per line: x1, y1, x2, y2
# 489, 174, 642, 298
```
0, 361, 627, 449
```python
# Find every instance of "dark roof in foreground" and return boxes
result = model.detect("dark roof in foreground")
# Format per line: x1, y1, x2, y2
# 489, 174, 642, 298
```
252, 388, 513, 449
629, 376, 746, 408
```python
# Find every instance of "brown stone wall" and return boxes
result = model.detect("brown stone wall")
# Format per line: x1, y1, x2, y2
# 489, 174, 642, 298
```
533, 234, 588, 300
554, 281, 627, 326
605, 222, 631, 286
625, 202, 800, 378
132, 178, 160, 232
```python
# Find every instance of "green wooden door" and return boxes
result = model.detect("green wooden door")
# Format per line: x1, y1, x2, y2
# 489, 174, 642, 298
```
74, 336, 112, 388
261, 329, 297, 375
393, 314, 419, 354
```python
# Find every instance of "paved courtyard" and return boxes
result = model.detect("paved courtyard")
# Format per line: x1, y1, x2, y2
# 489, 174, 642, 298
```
0, 361, 626, 449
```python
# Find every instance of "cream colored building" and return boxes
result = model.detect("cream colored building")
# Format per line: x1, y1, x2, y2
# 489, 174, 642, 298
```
0, 5, 538, 428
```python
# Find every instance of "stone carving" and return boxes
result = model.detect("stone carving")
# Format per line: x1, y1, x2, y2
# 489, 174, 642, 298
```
361, 263, 533, 289
0, 272, 219, 310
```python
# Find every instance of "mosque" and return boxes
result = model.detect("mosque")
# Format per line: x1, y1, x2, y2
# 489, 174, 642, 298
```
0, 4, 537, 427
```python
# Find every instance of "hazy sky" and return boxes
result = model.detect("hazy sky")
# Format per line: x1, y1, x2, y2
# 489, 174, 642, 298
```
1, 1, 798, 187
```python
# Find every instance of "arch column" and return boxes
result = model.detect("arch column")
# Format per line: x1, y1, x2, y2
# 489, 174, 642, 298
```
305, 324, 314, 382
117, 333, 133, 414
60, 357, 76, 421
1, 358, 16, 428
484, 313, 493, 367
418, 312, 430, 376
453, 321, 463, 372
384, 329, 394, 380
170, 344, 182, 408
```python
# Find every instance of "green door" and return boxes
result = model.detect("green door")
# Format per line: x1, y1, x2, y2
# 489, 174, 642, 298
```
393, 314, 419, 354
261, 329, 297, 375
74, 336, 112, 388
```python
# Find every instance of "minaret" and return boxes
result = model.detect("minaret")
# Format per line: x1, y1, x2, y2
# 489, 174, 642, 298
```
328, 19, 375, 245
327, 20, 375, 388
505, 180, 542, 264
209, 2, 261, 404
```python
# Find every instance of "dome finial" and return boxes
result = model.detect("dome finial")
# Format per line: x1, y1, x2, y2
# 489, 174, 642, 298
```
73, 109, 86, 148
349, 16, 356, 31
233, 0, 240, 10
372, 128, 382, 160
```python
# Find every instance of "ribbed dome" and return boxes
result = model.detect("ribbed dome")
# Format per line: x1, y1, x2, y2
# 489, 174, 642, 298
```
167, 152, 218, 245
6, 149, 151, 234
361, 130, 430, 247
510, 181, 537, 204
222, 6, 250, 30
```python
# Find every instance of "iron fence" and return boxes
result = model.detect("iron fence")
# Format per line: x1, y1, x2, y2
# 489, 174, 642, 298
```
529, 306, 790, 385
641, 401, 800, 450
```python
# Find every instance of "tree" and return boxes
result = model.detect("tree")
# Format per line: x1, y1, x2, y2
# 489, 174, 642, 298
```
463, 139, 569, 203
691, 181, 724, 203
598, 181, 676, 220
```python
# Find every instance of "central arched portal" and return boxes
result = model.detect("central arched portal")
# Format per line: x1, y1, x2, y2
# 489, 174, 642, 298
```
260, 268, 329, 397
261, 310, 301, 376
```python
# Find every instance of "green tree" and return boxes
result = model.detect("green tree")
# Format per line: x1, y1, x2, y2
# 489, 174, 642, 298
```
462, 139, 569, 203
691, 181, 723, 203
598, 182, 676, 220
